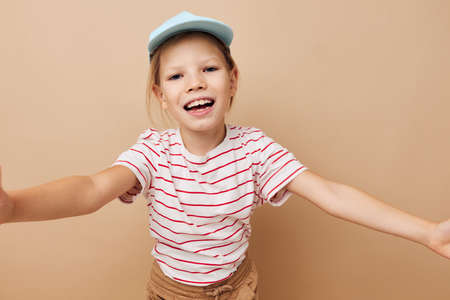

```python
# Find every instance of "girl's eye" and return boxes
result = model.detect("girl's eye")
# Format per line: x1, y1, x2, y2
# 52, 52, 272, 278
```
168, 74, 181, 80
168, 67, 217, 80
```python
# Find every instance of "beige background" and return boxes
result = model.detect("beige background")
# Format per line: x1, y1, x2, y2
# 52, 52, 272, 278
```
1, 0, 450, 299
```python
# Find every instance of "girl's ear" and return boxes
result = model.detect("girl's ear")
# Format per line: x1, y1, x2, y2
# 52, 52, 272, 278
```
229, 67, 239, 96
152, 84, 168, 110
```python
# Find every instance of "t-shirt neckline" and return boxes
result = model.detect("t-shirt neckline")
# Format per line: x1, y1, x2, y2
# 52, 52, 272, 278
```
175, 124, 231, 163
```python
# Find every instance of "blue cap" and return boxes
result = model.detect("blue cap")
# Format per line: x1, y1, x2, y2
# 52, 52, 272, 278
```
147, 11, 233, 61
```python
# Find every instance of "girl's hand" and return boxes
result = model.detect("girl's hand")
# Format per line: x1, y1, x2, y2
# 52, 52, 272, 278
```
0, 166, 15, 224
427, 220, 450, 259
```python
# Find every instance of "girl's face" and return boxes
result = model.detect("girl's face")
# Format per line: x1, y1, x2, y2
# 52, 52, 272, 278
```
153, 33, 238, 134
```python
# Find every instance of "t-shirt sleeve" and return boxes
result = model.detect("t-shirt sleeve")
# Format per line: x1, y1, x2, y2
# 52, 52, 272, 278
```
111, 129, 160, 204
253, 130, 308, 207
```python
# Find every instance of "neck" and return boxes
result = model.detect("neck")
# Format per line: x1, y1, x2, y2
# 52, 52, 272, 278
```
179, 124, 227, 156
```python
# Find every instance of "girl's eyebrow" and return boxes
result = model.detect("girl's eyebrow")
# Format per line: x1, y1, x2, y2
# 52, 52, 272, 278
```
200, 56, 221, 64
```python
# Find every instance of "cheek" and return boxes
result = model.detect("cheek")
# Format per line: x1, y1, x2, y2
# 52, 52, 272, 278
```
162, 83, 182, 99
212, 77, 231, 94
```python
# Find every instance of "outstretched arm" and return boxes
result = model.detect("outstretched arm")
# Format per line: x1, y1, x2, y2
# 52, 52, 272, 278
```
0, 165, 137, 224
287, 170, 450, 259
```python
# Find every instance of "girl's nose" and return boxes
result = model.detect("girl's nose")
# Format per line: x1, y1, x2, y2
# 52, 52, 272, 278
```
187, 75, 207, 92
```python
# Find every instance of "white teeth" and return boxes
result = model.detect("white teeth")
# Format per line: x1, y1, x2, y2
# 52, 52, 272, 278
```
186, 99, 213, 109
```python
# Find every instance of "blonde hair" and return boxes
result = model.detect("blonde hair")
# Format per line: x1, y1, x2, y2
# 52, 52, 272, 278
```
145, 31, 238, 129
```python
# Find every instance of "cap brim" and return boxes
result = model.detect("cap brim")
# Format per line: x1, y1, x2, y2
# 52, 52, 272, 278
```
148, 19, 233, 56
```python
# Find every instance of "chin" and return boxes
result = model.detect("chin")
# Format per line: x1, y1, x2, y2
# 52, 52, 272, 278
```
183, 119, 225, 133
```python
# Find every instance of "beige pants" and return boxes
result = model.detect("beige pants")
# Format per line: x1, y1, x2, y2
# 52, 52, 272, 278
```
147, 255, 259, 300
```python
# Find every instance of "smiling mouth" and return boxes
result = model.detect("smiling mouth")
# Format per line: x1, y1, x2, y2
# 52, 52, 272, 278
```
183, 99, 215, 111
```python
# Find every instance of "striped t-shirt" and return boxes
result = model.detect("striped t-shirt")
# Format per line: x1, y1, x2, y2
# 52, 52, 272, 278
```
112, 124, 308, 286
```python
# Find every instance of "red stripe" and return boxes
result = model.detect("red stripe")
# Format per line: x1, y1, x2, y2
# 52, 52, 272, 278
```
173, 272, 233, 285
153, 198, 185, 213
194, 229, 247, 253
155, 175, 174, 184
175, 179, 253, 195
164, 161, 187, 169
229, 129, 262, 140
201, 157, 247, 175
261, 141, 274, 152
267, 149, 283, 160
151, 228, 184, 245
248, 148, 262, 156
168, 142, 182, 147
143, 128, 175, 140
142, 132, 153, 139
130, 148, 157, 172
156, 163, 256, 185
152, 187, 177, 198
116, 160, 147, 185
242, 135, 264, 147
207, 166, 252, 185
159, 150, 259, 177
259, 167, 269, 179
156, 258, 223, 274
271, 150, 289, 164
159, 134, 264, 167
164, 152, 182, 158
159, 162, 199, 172
259, 159, 296, 194
154, 243, 240, 266
196, 216, 229, 227
172, 175, 195, 182
156, 240, 185, 252
180, 191, 253, 207
151, 205, 194, 225
161, 145, 243, 166
265, 166, 306, 201
223, 241, 248, 257
194, 241, 235, 253
153, 217, 239, 236
152, 228, 183, 245
139, 142, 160, 157
159, 132, 176, 138
151, 223, 245, 245
187, 203, 253, 219
256, 150, 289, 180
199, 147, 241, 164
196, 146, 243, 164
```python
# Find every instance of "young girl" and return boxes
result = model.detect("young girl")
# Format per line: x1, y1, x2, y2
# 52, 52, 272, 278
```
1, 10, 449, 300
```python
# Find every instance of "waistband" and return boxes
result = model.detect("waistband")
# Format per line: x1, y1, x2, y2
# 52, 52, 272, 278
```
148, 254, 253, 300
